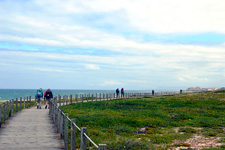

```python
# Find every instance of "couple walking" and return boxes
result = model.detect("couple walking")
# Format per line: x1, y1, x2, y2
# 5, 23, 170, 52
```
36, 88, 53, 109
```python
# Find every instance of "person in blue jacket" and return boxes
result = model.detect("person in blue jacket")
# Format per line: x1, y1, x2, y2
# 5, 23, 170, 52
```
36, 88, 43, 109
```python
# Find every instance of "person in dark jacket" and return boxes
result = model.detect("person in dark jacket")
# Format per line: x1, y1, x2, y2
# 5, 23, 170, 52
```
116, 88, 119, 98
121, 88, 124, 97
44, 88, 53, 109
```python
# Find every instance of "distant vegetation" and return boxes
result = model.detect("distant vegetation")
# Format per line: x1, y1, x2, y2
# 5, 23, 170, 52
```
61, 91, 225, 149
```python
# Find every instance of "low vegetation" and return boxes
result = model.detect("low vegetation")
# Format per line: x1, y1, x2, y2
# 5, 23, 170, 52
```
61, 90, 225, 149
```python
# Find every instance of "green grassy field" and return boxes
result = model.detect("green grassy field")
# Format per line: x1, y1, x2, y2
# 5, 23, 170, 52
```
61, 90, 225, 150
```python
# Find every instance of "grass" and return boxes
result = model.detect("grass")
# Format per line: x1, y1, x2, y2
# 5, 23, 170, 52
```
61, 90, 225, 149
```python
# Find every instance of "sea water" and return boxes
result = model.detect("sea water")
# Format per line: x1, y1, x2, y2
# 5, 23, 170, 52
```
0, 89, 153, 101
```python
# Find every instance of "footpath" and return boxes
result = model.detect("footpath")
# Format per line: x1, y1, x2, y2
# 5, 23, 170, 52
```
0, 106, 64, 150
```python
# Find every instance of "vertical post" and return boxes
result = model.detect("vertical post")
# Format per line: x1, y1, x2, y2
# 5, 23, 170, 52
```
107, 93, 108, 101
3, 104, 5, 124
103, 93, 105, 101
57, 107, 60, 133
70, 95, 72, 104
34, 95, 37, 106
76, 94, 78, 103
0, 104, 1, 128
82, 95, 83, 103
20, 97, 22, 111
63, 95, 65, 106
98, 144, 107, 150
60, 110, 64, 139
6, 101, 8, 120
54, 98, 58, 127
64, 113, 68, 150
59, 95, 61, 108
92, 94, 93, 101
96, 93, 97, 101
80, 127, 87, 150
71, 119, 75, 150
11, 99, 14, 116
16, 98, 18, 112
86, 94, 88, 102
180, 89, 182, 94
27, 96, 28, 108
24, 97, 25, 109
100, 93, 101, 101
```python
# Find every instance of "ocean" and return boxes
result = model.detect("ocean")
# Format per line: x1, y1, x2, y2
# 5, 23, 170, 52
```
0, 89, 153, 101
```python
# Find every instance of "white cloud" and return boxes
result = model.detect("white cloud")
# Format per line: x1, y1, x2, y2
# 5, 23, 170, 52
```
85, 64, 100, 70
101, 80, 123, 86
177, 75, 209, 82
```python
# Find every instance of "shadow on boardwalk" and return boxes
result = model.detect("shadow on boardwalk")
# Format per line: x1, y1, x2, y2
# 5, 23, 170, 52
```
0, 107, 64, 150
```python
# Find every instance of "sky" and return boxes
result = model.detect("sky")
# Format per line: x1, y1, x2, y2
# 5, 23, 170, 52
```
0, 0, 225, 90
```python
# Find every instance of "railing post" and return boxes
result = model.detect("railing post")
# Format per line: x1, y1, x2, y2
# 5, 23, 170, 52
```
98, 144, 107, 150
71, 119, 75, 150
70, 95, 72, 104
16, 98, 18, 112
64, 113, 68, 150
100, 93, 101, 101
6, 101, 8, 120
60, 110, 64, 139
80, 127, 87, 150
92, 94, 93, 101
57, 107, 60, 133
53, 99, 55, 123
54, 97, 58, 128
24, 97, 25, 109
3, 104, 5, 123
11, 99, 14, 116
49, 100, 51, 115
59, 95, 61, 108
82, 95, 83, 103
27, 96, 28, 108
20, 97, 22, 111
96, 93, 97, 101
35, 95, 37, 106
0, 104, 1, 128
76, 94, 78, 103
63, 95, 65, 106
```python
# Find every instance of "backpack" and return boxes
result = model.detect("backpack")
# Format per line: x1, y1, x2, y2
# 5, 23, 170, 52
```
37, 90, 42, 98
46, 90, 51, 99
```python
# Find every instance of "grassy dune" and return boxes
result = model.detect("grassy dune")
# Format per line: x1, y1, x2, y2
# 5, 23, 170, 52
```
61, 90, 225, 149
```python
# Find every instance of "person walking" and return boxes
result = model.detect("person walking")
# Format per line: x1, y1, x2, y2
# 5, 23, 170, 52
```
116, 88, 119, 98
44, 88, 53, 109
36, 88, 43, 109
121, 88, 124, 97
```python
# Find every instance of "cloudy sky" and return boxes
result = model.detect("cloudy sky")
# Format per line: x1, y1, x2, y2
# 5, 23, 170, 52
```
0, 0, 225, 90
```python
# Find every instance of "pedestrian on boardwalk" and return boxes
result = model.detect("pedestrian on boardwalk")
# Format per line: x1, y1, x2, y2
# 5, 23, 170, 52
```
36, 88, 43, 109
44, 88, 53, 109
116, 88, 119, 98
121, 88, 124, 97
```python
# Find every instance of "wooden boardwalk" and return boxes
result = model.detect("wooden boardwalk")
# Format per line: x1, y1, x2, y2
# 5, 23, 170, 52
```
0, 106, 64, 150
